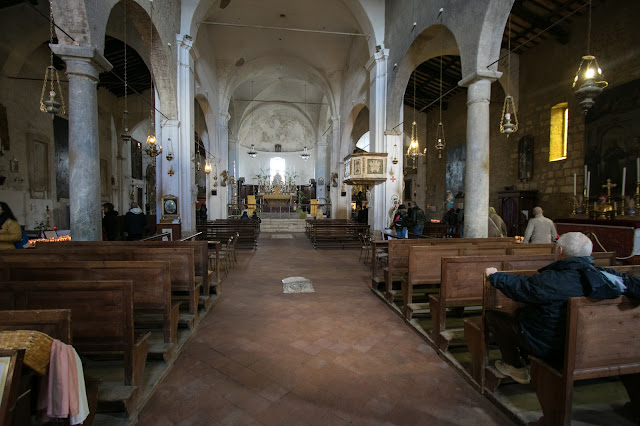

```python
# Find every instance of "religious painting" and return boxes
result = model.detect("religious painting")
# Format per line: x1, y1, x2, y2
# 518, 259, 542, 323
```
584, 78, 640, 200
518, 135, 534, 182
9, 159, 18, 173
131, 138, 142, 180
53, 116, 69, 199
445, 143, 465, 199
0, 104, 9, 151
28, 135, 49, 199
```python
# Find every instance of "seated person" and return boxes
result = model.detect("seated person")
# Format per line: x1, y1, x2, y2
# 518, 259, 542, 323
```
485, 232, 640, 384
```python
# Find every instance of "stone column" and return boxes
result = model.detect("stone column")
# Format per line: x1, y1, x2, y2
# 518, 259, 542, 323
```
315, 139, 328, 213
157, 119, 179, 215
365, 48, 392, 233
228, 138, 239, 210
382, 131, 403, 230
459, 71, 501, 238
216, 112, 230, 219
329, 116, 341, 217
176, 34, 196, 234
51, 45, 112, 241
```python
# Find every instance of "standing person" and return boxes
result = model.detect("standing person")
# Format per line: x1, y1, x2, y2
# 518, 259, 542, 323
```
488, 206, 508, 238
523, 206, 557, 243
484, 232, 640, 383
0, 201, 22, 250
125, 202, 146, 241
102, 203, 119, 241
410, 202, 426, 235
394, 204, 409, 238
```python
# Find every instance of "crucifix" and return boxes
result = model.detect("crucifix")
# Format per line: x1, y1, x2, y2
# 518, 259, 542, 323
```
601, 179, 617, 197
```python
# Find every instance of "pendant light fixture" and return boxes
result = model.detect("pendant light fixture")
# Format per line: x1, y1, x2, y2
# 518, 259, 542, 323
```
500, 15, 518, 137
120, 1, 131, 143
573, 0, 607, 114
434, 9, 446, 159
406, 73, 424, 167
39, 1, 66, 118
300, 146, 311, 161
144, 0, 161, 157
246, 81, 258, 158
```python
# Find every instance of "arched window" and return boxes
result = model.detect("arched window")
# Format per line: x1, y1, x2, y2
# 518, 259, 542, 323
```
356, 132, 370, 152
549, 102, 568, 162
270, 157, 285, 182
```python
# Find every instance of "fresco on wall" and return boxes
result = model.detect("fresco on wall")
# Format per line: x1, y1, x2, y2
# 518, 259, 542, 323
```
445, 143, 465, 201
585, 78, 640, 200
54, 116, 69, 200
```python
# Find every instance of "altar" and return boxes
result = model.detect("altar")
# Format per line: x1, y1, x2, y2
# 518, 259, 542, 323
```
554, 217, 640, 264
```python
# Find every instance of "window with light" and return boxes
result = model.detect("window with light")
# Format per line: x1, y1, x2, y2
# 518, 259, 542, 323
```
270, 157, 285, 182
549, 102, 568, 162
356, 132, 370, 152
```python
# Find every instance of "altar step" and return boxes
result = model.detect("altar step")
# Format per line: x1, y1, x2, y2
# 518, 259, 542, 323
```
260, 218, 306, 233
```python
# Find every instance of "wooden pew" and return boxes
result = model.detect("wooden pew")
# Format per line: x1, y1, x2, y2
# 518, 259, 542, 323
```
465, 264, 639, 393
0, 260, 178, 347
382, 238, 525, 300
0, 310, 101, 426
400, 243, 557, 312
0, 281, 149, 391
36, 240, 217, 305
309, 223, 370, 249
197, 220, 259, 249
428, 252, 617, 351
531, 295, 640, 425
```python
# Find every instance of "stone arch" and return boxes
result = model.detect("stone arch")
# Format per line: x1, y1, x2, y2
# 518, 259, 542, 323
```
195, 93, 218, 158
221, 56, 338, 120
183, 0, 382, 57
386, 24, 460, 132
340, 103, 368, 161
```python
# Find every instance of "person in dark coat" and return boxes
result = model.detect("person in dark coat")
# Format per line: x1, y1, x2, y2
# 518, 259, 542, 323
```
485, 232, 640, 384
125, 202, 146, 241
102, 203, 119, 241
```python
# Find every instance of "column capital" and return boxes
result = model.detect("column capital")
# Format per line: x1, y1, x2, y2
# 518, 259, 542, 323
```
161, 119, 180, 130
51, 44, 112, 81
176, 34, 193, 49
384, 130, 402, 136
458, 70, 502, 88
365, 48, 389, 72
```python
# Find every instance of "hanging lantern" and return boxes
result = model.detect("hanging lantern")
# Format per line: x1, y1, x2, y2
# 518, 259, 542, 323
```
300, 146, 311, 161
499, 96, 518, 137
144, 109, 162, 157
248, 144, 257, 158
392, 142, 399, 165
165, 138, 174, 161
204, 159, 212, 174
573, 55, 607, 114
435, 122, 445, 159
39, 3, 65, 118
121, 110, 132, 142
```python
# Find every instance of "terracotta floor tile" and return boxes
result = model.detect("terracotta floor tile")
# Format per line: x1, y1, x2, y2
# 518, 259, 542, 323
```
137, 234, 512, 426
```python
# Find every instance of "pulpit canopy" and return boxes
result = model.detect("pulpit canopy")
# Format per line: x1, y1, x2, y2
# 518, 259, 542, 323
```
343, 152, 388, 185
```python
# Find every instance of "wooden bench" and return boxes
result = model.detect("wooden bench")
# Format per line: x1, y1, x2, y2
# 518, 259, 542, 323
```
399, 243, 556, 311
0, 310, 101, 426
36, 240, 218, 306
382, 238, 525, 299
0, 260, 178, 347
0, 281, 149, 390
427, 252, 617, 351
531, 295, 640, 425
465, 264, 639, 393
309, 223, 370, 249
197, 220, 258, 249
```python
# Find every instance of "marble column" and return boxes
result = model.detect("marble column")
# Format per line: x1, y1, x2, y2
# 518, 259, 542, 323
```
51, 45, 112, 241
228, 138, 239, 210
459, 71, 501, 238
365, 48, 393, 233
329, 116, 341, 218
216, 112, 230, 219
315, 140, 328, 214
176, 34, 196, 234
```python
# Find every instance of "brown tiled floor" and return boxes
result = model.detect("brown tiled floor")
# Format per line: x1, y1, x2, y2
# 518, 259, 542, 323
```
137, 233, 513, 425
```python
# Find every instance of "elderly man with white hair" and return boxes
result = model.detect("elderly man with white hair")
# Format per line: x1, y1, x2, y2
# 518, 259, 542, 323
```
523, 206, 557, 243
484, 232, 640, 384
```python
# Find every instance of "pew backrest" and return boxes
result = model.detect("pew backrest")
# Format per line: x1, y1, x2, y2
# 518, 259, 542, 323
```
0, 309, 72, 344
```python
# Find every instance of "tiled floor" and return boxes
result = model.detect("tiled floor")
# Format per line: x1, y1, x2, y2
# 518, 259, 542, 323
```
137, 233, 513, 425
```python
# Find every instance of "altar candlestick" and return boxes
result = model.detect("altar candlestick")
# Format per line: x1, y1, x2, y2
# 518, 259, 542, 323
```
584, 165, 588, 187
637, 157, 640, 182
573, 174, 576, 196
622, 167, 626, 196
586, 171, 591, 198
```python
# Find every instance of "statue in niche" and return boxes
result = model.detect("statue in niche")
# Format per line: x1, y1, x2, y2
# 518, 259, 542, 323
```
272, 172, 283, 187
518, 135, 534, 182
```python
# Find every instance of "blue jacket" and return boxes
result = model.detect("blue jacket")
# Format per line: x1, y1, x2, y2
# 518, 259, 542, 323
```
489, 256, 640, 365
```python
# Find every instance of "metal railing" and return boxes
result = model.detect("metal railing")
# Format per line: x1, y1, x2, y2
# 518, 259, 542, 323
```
226, 203, 331, 219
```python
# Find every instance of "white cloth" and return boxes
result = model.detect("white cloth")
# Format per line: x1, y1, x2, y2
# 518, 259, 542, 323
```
70, 348, 89, 425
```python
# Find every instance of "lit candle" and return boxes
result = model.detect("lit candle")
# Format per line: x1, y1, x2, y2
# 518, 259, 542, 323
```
573, 173, 576, 196
584, 165, 588, 187
614, 201, 617, 212
637, 157, 640, 182
505, 113, 511, 120
586, 171, 591, 198
622, 167, 626, 197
